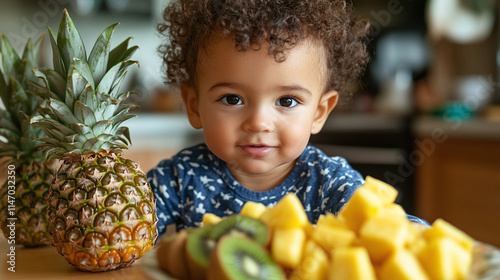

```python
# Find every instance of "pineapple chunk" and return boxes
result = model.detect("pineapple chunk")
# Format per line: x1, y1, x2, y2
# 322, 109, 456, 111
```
417, 237, 472, 280
377, 203, 407, 219
316, 212, 349, 229
359, 213, 409, 263
239, 201, 268, 219
271, 227, 306, 268
202, 213, 222, 226
363, 176, 398, 205
329, 247, 376, 280
338, 187, 383, 232
289, 240, 328, 280
378, 249, 429, 280
311, 224, 356, 252
423, 218, 474, 252
259, 193, 308, 229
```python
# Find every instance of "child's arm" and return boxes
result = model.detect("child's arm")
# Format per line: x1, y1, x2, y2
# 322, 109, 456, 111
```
147, 159, 182, 237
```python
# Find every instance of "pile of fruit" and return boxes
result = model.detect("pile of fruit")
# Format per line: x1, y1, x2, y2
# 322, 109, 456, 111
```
156, 176, 475, 280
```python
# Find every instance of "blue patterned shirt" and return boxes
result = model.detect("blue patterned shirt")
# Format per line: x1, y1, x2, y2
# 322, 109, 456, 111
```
147, 144, 427, 236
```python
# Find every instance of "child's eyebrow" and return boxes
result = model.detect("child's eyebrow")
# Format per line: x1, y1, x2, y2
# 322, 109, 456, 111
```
277, 85, 312, 96
208, 82, 237, 92
208, 83, 312, 96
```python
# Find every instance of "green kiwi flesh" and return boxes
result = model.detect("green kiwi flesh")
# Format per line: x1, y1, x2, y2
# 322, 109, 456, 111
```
185, 225, 216, 280
208, 235, 285, 280
210, 215, 270, 246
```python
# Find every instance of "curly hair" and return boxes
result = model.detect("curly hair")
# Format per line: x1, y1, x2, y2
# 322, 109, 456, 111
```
157, 0, 370, 99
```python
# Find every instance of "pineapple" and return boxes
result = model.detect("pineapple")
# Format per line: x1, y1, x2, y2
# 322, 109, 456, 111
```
29, 10, 158, 271
0, 33, 54, 247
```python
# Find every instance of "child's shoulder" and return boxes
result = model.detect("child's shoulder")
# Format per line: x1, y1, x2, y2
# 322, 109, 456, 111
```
301, 145, 352, 167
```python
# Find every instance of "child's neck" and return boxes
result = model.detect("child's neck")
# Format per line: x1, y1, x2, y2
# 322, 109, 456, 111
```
227, 159, 298, 192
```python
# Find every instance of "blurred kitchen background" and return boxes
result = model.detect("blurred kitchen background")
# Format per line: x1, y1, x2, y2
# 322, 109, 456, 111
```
1, 0, 499, 247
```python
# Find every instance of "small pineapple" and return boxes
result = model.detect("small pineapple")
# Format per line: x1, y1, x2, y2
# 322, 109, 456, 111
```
0, 33, 54, 247
30, 10, 157, 271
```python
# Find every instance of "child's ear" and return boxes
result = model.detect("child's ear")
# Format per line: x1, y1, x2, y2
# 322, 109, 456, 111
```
181, 83, 203, 129
311, 90, 338, 134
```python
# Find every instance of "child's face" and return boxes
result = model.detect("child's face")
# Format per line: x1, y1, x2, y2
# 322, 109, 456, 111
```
182, 36, 337, 188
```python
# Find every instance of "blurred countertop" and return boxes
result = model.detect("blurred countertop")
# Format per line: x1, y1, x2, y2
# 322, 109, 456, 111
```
413, 115, 500, 140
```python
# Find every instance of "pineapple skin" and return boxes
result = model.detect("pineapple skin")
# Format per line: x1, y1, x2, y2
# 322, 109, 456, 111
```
47, 152, 157, 272
0, 32, 53, 247
0, 162, 53, 247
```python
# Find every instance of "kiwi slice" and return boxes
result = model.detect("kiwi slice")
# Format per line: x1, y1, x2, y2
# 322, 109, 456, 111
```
185, 225, 216, 280
210, 215, 270, 246
207, 235, 285, 280
156, 229, 190, 279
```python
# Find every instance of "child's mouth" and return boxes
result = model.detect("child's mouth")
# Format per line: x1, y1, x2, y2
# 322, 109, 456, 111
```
239, 145, 275, 157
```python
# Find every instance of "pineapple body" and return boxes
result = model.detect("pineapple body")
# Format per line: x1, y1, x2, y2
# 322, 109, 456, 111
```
48, 152, 157, 271
0, 32, 53, 247
0, 162, 53, 246
29, 9, 158, 271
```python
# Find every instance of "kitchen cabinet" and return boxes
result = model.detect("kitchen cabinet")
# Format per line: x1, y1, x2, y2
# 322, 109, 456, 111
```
415, 117, 500, 248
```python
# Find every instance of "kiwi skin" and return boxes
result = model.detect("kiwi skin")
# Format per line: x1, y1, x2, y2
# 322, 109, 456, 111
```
209, 215, 271, 247
207, 235, 286, 280
156, 229, 190, 279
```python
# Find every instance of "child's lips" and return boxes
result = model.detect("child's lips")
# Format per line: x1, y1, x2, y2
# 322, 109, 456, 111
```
239, 144, 275, 157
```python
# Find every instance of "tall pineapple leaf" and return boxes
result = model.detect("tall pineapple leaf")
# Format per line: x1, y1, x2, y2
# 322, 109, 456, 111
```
47, 27, 66, 77
0, 33, 21, 80
79, 84, 98, 110
57, 9, 87, 70
32, 67, 66, 101
8, 78, 28, 121
0, 111, 17, 131
70, 58, 94, 90
97, 60, 138, 97
91, 120, 112, 136
0, 66, 8, 106
21, 34, 44, 82
22, 34, 44, 68
31, 116, 74, 140
73, 100, 97, 126
66, 68, 86, 106
88, 23, 118, 85
108, 70, 129, 99
27, 77, 59, 101
107, 37, 138, 70
46, 98, 79, 125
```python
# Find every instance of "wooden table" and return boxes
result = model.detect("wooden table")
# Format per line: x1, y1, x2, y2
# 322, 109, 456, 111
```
0, 234, 155, 280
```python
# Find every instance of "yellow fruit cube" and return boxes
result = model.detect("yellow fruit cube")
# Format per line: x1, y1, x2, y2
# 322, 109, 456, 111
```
316, 212, 349, 229
338, 187, 383, 232
259, 193, 308, 229
363, 176, 398, 205
378, 249, 429, 280
417, 237, 472, 280
271, 227, 306, 268
289, 240, 328, 280
359, 214, 409, 263
239, 201, 268, 219
303, 221, 316, 238
311, 224, 356, 252
405, 223, 427, 253
377, 203, 407, 219
202, 213, 222, 226
329, 247, 376, 280
423, 218, 474, 252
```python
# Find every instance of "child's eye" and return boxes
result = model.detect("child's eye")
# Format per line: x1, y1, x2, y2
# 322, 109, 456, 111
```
276, 96, 299, 108
219, 94, 242, 105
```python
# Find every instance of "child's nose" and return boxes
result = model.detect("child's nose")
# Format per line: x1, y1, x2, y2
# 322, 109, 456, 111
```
241, 107, 274, 133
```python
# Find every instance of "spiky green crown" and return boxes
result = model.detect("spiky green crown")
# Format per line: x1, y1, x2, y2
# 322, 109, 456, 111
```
0, 33, 46, 165
30, 9, 139, 159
